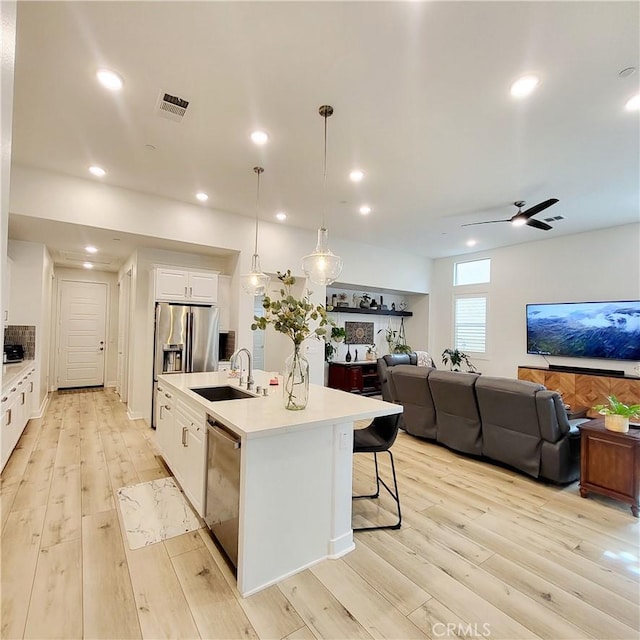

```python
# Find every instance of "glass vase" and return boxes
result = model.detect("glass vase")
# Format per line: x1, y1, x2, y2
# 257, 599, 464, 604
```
283, 345, 309, 410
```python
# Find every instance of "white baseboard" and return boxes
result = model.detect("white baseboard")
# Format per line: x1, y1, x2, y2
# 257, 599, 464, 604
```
105, 381, 116, 388
31, 392, 51, 419
126, 408, 144, 421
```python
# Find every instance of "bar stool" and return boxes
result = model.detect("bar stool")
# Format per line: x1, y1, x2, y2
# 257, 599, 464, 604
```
352, 414, 402, 531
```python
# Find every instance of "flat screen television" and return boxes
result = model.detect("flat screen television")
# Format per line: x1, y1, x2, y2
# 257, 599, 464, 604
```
526, 301, 640, 361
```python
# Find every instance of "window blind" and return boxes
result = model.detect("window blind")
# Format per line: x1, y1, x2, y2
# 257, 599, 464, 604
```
454, 296, 486, 353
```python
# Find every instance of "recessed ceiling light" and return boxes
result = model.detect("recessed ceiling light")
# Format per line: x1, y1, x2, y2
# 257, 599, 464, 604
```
196, 192, 209, 202
96, 68, 124, 91
619, 67, 636, 78
250, 130, 269, 145
276, 212, 287, 222
466, 239, 477, 247
625, 94, 640, 111
83, 262, 94, 269
350, 170, 364, 182
510, 75, 540, 98
359, 205, 371, 215
89, 166, 106, 177
85, 245, 98, 254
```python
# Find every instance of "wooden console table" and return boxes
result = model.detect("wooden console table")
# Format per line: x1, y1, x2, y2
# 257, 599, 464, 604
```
579, 419, 640, 517
328, 361, 380, 396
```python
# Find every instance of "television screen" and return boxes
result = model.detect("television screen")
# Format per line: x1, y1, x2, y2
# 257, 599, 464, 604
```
526, 301, 640, 361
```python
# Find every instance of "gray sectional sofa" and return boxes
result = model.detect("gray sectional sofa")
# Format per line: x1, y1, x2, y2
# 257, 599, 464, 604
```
386, 364, 585, 483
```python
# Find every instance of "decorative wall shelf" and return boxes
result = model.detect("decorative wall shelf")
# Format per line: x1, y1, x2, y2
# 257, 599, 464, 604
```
328, 306, 412, 317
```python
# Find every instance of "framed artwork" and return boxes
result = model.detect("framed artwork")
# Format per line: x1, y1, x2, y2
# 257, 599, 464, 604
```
345, 321, 374, 345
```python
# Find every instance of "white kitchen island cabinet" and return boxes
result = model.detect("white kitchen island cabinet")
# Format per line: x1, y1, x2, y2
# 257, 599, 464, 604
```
157, 370, 401, 597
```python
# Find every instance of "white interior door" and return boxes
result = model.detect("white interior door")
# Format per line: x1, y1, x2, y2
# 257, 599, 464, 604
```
57, 280, 107, 388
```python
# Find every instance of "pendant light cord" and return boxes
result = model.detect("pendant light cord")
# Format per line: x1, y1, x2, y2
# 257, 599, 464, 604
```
322, 112, 328, 229
253, 166, 264, 255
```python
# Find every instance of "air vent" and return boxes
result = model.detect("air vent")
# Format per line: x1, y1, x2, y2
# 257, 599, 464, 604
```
544, 215, 565, 222
155, 91, 190, 122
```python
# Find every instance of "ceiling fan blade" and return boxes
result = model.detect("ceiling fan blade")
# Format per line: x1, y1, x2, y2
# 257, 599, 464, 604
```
526, 218, 553, 231
520, 198, 559, 219
461, 219, 510, 227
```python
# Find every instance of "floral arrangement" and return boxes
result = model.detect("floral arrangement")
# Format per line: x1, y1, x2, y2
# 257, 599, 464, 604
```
251, 270, 332, 345
251, 270, 333, 410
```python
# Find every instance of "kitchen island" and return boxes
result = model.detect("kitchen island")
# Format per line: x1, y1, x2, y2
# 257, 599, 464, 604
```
156, 369, 401, 597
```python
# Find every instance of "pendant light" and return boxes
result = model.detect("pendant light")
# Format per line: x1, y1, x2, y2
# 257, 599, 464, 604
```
302, 105, 343, 285
240, 166, 271, 296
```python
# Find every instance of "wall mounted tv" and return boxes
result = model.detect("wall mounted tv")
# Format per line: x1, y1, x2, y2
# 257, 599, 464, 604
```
526, 301, 640, 361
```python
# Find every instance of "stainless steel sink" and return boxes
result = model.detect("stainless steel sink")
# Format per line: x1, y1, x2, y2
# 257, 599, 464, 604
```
190, 386, 257, 402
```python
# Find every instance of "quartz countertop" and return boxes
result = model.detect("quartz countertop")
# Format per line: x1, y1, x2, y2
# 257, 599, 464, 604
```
158, 369, 401, 440
2, 360, 36, 396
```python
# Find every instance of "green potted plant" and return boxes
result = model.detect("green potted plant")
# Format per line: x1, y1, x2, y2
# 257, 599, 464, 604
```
365, 344, 377, 361
592, 395, 640, 433
441, 348, 477, 372
324, 326, 346, 362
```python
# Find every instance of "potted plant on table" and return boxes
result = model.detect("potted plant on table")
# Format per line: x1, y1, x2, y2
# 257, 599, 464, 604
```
441, 348, 477, 373
592, 395, 640, 433
252, 270, 333, 410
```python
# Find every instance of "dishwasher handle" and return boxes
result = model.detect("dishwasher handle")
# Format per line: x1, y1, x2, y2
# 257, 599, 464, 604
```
207, 418, 241, 449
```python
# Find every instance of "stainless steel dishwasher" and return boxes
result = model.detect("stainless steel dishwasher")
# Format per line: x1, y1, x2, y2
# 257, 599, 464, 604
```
205, 416, 241, 567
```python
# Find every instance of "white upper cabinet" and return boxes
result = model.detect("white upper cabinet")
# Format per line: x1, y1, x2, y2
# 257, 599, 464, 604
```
218, 275, 231, 332
155, 268, 218, 304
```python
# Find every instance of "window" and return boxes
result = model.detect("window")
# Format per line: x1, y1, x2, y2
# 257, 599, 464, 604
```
454, 258, 490, 286
454, 295, 487, 353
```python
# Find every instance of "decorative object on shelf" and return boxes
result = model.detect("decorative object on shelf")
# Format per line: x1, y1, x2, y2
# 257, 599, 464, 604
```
345, 344, 352, 362
251, 270, 333, 410
366, 344, 377, 361
345, 321, 374, 345
442, 348, 477, 372
391, 303, 396, 311
399, 301, 408, 311
302, 105, 343, 285
336, 293, 349, 307
359, 293, 371, 309
355, 348, 359, 361
369, 297, 378, 309
593, 395, 640, 433
325, 326, 346, 362
241, 167, 271, 296
352, 293, 362, 308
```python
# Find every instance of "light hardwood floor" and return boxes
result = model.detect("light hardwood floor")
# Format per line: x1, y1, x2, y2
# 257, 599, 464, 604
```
1, 389, 638, 639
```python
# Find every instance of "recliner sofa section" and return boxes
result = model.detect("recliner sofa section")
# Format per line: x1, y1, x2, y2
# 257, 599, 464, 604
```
386, 366, 581, 483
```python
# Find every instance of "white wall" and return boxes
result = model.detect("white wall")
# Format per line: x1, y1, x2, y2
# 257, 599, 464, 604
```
429, 224, 640, 377
53, 267, 119, 387
0, 1, 16, 392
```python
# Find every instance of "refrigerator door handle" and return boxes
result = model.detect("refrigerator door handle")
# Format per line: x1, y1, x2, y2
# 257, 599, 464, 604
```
186, 311, 194, 373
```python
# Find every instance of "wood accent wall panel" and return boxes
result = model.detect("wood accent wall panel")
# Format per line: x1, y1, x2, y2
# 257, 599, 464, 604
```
518, 368, 545, 385
575, 375, 611, 417
545, 372, 576, 408
609, 378, 640, 406
518, 367, 640, 417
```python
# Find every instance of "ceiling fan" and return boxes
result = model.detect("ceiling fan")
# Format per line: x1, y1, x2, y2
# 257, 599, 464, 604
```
462, 198, 559, 231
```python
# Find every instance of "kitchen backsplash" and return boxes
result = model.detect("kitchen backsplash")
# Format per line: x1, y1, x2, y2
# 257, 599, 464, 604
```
219, 331, 236, 361
4, 325, 36, 359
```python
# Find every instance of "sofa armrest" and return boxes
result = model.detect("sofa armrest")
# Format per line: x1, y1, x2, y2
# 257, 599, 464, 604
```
536, 390, 571, 442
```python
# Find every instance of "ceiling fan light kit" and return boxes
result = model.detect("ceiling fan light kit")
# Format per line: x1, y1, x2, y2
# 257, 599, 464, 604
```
302, 104, 343, 286
463, 198, 559, 231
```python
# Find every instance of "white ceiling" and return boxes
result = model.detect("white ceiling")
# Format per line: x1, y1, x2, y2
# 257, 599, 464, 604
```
10, 1, 640, 268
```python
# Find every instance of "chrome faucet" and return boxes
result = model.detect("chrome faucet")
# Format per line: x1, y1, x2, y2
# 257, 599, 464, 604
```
230, 347, 254, 390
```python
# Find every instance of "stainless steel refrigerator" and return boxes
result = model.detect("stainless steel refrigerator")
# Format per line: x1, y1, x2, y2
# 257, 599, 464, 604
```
152, 303, 219, 427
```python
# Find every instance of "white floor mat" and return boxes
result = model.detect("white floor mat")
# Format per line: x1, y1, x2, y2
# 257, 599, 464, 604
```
116, 477, 201, 550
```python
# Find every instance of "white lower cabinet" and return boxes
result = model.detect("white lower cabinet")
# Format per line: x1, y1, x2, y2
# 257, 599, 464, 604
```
1, 365, 36, 472
154, 383, 206, 516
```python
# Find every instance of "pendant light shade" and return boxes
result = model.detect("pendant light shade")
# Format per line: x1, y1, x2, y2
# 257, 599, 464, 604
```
241, 167, 271, 296
302, 105, 343, 286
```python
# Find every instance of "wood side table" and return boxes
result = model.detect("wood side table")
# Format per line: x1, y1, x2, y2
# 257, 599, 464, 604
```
579, 418, 640, 517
